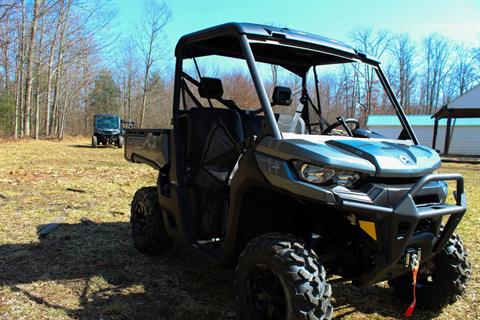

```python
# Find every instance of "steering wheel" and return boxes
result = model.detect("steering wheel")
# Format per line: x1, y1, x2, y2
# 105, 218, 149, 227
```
321, 117, 360, 137
249, 107, 264, 115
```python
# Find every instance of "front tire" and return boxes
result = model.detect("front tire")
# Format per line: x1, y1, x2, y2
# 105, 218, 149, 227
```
130, 187, 172, 254
118, 136, 124, 148
389, 234, 470, 309
92, 135, 97, 148
235, 233, 333, 320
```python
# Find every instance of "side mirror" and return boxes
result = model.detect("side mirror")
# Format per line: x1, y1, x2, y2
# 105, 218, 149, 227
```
198, 77, 223, 99
121, 120, 135, 129
272, 86, 292, 106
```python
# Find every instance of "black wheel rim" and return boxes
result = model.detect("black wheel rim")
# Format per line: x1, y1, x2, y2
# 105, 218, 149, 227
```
132, 202, 147, 236
245, 264, 287, 320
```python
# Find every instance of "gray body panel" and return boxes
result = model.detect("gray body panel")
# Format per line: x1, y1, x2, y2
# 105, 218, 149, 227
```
326, 139, 441, 177
256, 134, 441, 178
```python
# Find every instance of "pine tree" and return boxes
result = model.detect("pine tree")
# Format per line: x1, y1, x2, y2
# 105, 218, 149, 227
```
89, 70, 121, 115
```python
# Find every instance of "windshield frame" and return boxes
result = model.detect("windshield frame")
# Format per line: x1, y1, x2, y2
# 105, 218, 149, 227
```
243, 36, 418, 144
94, 115, 121, 130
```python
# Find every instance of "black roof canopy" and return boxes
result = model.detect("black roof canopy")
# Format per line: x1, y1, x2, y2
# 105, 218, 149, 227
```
175, 22, 380, 76
94, 114, 119, 117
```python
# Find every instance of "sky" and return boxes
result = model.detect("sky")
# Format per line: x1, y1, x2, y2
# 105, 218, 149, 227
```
112, 0, 480, 61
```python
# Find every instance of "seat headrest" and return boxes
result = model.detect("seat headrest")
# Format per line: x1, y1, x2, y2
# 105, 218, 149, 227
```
199, 77, 223, 99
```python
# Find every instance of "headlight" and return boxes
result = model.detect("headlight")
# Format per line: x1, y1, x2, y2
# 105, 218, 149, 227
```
293, 161, 362, 188
334, 171, 362, 188
298, 163, 336, 185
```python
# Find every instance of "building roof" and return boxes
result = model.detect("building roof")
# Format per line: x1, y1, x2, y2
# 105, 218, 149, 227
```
367, 115, 480, 127
446, 84, 480, 110
433, 84, 480, 119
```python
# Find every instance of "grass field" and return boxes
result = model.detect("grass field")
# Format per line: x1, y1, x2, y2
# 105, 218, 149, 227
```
0, 138, 478, 320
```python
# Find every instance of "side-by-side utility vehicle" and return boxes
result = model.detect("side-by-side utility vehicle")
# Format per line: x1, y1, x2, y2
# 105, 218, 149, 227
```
92, 114, 124, 148
124, 23, 470, 320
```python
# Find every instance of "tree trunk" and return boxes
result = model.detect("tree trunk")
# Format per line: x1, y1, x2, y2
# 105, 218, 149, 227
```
51, 0, 70, 137
34, 12, 45, 140
23, 0, 41, 137
35, 84, 41, 139
127, 76, 132, 121
140, 63, 150, 128
14, 54, 22, 140
1, 13, 10, 92
44, 0, 67, 136
20, 1, 26, 138
44, 32, 58, 136
81, 64, 89, 134
59, 87, 70, 140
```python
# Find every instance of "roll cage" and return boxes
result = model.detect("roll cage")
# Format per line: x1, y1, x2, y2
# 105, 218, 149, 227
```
173, 22, 418, 144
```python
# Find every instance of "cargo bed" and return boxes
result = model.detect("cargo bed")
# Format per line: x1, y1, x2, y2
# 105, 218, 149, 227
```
124, 129, 170, 170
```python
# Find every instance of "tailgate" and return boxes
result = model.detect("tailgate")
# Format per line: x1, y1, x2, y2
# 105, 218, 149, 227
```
124, 129, 170, 170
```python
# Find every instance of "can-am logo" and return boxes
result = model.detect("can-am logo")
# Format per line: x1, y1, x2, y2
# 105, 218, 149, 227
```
398, 155, 413, 165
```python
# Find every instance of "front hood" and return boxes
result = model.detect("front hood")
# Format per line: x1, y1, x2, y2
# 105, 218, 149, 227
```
96, 128, 120, 134
256, 134, 441, 178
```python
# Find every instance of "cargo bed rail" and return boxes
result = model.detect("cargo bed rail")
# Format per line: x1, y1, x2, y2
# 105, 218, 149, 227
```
124, 128, 171, 170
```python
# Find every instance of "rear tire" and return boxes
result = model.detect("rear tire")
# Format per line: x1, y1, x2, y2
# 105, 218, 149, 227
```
92, 136, 97, 148
130, 187, 172, 254
118, 136, 124, 148
388, 234, 470, 309
235, 233, 333, 320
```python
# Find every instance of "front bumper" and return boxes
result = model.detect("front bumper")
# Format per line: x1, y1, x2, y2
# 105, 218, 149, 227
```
254, 155, 467, 285
339, 174, 466, 285
95, 131, 121, 143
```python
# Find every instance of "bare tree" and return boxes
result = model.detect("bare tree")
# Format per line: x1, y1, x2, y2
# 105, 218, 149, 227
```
473, 47, 480, 83
34, 7, 46, 139
137, 1, 170, 128
23, 0, 42, 137
52, 2, 67, 136
350, 27, 391, 122
452, 45, 476, 95
340, 64, 359, 118
0, 0, 116, 138
271, 64, 278, 87
14, 0, 26, 139
389, 33, 417, 112
421, 34, 451, 113
0, 5, 13, 91
116, 37, 139, 122
44, 0, 65, 136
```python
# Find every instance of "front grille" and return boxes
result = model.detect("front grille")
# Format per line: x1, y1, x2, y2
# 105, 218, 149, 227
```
415, 218, 433, 233
397, 218, 433, 240
371, 177, 420, 185
413, 194, 440, 206
397, 221, 410, 239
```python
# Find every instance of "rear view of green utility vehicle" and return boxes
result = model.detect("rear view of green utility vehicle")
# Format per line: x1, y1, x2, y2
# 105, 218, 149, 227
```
124, 23, 470, 319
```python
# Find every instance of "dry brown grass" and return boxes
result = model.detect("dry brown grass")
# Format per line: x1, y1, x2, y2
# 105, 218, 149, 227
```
0, 138, 478, 320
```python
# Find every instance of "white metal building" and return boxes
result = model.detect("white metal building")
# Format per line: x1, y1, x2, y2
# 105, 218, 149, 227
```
366, 115, 480, 156
431, 84, 480, 155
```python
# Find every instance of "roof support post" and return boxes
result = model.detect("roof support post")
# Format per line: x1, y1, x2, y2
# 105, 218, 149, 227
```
444, 114, 452, 156
432, 118, 439, 151
375, 66, 419, 144
239, 34, 282, 139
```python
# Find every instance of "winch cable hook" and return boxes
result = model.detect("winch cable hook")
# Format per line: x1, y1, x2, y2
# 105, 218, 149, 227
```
404, 251, 421, 317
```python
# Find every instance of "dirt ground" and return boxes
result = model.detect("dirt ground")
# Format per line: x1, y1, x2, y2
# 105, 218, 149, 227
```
0, 138, 478, 320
